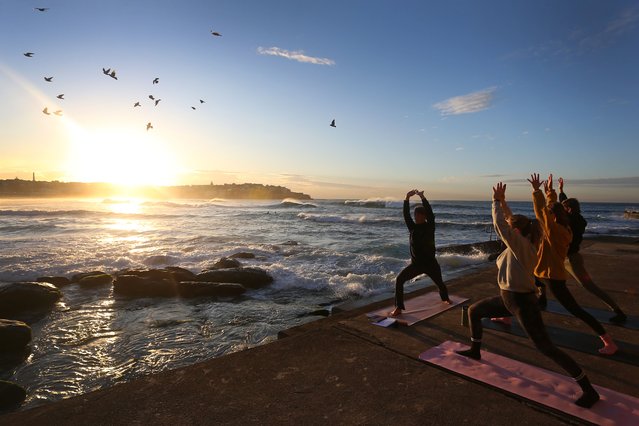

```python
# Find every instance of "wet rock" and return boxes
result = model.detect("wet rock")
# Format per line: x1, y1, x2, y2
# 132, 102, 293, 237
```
143, 255, 179, 267
210, 257, 242, 270
0, 319, 31, 351
78, 274, 113, 288
296, 309, 331, 318
113, 275, 177, 298
229, 252, 256, 259
0, 282, 62, 318
177, 281, 246, 298
36, 276, 71, 287
196, 267, 273, 289
163, 266, 197, 282
71, 271, 107, 283
281, 240, 298, 246
0, 380, 26, 411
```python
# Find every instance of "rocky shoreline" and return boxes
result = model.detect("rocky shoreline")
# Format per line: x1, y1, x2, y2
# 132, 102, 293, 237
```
0, 240, 504, 412
0, 252, 276, 411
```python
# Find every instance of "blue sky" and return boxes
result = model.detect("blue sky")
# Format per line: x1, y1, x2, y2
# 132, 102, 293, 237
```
1, 1, 638, 201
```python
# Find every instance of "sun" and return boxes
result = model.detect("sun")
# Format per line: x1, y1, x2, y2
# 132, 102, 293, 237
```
65, 125, 181, 186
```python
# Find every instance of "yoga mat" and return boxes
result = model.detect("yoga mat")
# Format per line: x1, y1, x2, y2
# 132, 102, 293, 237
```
481, 318, 639, 367
367, 293, 468, 326
545, 300, 639, 330
419, 341, 639, 426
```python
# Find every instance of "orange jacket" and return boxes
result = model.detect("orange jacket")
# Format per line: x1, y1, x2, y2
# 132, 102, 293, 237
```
532, 189, 572, 280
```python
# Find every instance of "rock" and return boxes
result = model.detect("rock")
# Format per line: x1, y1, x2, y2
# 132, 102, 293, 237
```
0, 380, 27, 411
163, 267, 197, 282
71, 271, 107, 283
210, 257, 242, 270
0, 319, 31, 351
113, 275, 177, 298
177, 281, 246, 298
196, 267, 273, 289
0, 282, 62, 318
78, 274, 113, 288
36, 276, 71, 287
229, 252, 256, 259
296, 309, 331, 318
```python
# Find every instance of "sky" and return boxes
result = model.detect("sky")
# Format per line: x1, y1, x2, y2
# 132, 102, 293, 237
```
1, 1, 638, 202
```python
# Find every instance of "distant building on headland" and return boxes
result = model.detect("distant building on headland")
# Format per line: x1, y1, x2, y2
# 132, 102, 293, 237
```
0, 179, 311, 200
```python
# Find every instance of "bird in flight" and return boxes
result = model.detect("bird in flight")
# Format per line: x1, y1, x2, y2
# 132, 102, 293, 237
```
153, 78, 159, 84
330, 119, 336, 128
154, 99, 161, 106
34, 7, 49, 12
24, 52, 34, 57
53, 110, 63, 116
42, 107, 50, 115
146, 122, 153, 131
200, 99, 205, 104
57, 94, 64, 100
109, 70, 117, 80
149, 95, 155, 100
102, 67, 111, 75
191, 106, 196, 110
44, 76, 53, 82
211, 31, 222, 37
134, 101, 141, 107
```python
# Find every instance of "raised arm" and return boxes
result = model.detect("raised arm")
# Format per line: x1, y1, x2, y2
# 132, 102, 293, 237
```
492, 182, 528, 257
416, 190, 435, 224
558, 177, 567, 202
403, 190, 416, 229
529, 173, 553, 234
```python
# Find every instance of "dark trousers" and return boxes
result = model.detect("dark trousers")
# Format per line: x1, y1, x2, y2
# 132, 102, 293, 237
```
539, 278, 606, 336
468, 290, 582, 378
395, 259, 449, 309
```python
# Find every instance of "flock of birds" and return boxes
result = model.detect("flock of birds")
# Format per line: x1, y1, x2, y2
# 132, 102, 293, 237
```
23, 6, 337, 130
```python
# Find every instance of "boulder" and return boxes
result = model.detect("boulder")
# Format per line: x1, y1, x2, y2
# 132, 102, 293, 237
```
0, 319, 31, 351
71, 271, 107, 283
36, 276, 71, 287
0, 282, 62, 318
177, 281, 246, 298
229, 252, 256, 259
78, 274, 113, 288
0, 380, 27, 411
163, 267, 197, 282
113, 275, 177, 298
210, 257, 242, 270
196, 267, 273, 289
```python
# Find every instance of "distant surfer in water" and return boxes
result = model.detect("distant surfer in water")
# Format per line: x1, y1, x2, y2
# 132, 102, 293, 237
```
390, 189, 450, 317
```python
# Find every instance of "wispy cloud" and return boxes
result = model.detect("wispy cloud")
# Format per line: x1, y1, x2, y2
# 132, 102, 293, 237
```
504, 6, 639, 60
563, 176, 639, 186
433, 87, 496, 116
257, 46, 335, 66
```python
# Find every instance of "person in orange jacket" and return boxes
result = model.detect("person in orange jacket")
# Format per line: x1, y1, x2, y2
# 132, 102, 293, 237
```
529, 173, 617, 355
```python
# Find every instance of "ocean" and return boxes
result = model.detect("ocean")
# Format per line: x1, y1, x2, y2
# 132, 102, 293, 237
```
1, 197, 638, 409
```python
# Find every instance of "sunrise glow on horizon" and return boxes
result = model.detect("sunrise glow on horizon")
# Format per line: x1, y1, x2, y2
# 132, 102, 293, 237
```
1, 1, 638, 201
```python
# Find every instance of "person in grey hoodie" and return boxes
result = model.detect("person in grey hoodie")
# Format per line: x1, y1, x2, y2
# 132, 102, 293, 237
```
456, 182, 599, 408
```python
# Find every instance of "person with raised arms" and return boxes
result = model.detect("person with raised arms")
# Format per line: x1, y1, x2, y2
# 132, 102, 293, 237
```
390, 189, 450, 317
558, 177, 627, 323
529, 173, 617, 355
456, 182, 600, 408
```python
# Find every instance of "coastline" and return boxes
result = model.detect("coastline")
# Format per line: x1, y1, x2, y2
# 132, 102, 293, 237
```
3, 238, 638, 425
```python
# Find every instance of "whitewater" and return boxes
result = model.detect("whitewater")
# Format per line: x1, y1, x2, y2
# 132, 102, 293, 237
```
1, 197, 637, 409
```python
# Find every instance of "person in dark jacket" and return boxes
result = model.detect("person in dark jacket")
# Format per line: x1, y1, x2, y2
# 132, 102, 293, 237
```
390, 189, 450, 317
559, 177, 626, 323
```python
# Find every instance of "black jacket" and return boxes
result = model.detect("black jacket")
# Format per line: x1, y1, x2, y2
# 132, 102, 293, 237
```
404, 198, 436, 263
559, 191, 586, 255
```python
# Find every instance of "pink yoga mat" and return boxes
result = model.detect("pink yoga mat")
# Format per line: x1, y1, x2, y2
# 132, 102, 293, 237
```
419, 341, 639, 426
368, 293, 468, 326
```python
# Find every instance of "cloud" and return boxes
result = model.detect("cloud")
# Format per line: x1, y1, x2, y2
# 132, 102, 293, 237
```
578, 7, 639, 51
257, 46, 335, 66
562, 176, 639, 186
455, 147, 464, 151
433, 87, 496, 116
479, 174, 508, 178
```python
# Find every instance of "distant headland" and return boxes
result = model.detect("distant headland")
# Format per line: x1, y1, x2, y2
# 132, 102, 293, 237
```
0, 178, 312, 200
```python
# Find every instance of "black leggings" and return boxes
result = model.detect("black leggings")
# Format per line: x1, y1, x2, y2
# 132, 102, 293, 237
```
468, 290, 582, 378
395, 260, 449, 309
540, 278, 606, 336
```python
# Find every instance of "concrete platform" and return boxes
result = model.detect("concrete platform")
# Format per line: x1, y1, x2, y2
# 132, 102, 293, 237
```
2, 239, 638, 425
